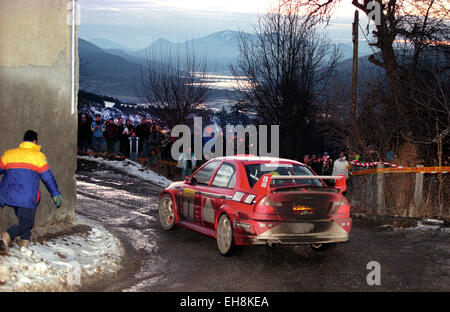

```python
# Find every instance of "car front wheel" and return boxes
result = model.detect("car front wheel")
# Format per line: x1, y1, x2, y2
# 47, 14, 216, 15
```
159, 194, 175, 231
216, 214, 234, 256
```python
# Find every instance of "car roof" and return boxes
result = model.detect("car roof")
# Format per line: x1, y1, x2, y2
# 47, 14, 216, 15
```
213, 155, 304, 165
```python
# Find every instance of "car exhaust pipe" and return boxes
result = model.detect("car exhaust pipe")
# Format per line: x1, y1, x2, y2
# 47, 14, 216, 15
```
267, 239, 282, 247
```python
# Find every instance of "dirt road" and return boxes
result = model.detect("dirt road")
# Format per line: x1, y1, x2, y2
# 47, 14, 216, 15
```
76, 158, 450, 292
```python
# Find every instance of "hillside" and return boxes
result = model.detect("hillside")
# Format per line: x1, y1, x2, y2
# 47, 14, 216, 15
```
79, 38, 143, 101
133, 30, 256, 73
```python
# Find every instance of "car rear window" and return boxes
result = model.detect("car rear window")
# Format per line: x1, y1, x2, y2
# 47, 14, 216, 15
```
212, 163, 236, 188
245, 163, 322, 187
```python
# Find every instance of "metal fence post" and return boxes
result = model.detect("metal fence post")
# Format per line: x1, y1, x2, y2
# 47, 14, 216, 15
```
376, 163, 385, 215
414, 165, 424, 217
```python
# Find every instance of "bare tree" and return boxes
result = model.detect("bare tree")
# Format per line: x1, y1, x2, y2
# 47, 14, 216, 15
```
231, 1, 341, 159
136, 45, 210, 128
291, 0, 449, 159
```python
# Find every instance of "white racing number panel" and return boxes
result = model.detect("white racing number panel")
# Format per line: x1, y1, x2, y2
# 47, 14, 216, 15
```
202, 197, 215, 224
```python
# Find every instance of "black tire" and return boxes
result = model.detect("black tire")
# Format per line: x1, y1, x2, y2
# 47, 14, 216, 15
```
310, 243, 337, 253
216, 214, 235, 256
158, 194, 175, 231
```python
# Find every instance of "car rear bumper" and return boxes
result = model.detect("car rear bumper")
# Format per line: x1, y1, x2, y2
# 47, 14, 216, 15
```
233, 218, 352, 246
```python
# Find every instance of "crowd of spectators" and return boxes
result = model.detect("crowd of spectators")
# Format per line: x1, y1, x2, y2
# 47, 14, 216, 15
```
77, 110, 170, 165
303, 151, 352, 185
78, 109, 357, 184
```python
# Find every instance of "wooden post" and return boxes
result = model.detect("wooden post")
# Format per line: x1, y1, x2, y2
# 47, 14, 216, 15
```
414, 165, 424, 217
376, 163, 385, 215
437, 119, 443, 216
351, 10, 359, 131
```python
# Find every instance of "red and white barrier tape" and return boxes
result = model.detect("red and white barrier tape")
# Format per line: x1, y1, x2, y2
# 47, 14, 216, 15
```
350, 160, 403, 168
351, 166, 450, 176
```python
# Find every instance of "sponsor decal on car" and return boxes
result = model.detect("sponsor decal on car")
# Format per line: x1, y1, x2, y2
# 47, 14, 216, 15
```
183, 188, 195, 199
292, 204, 313, 215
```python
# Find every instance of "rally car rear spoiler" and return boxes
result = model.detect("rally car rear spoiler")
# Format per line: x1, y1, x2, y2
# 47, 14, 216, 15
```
253, 174, 347, 194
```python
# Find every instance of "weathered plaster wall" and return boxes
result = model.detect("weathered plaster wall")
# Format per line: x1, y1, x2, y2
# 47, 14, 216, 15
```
0, 0, 78, 235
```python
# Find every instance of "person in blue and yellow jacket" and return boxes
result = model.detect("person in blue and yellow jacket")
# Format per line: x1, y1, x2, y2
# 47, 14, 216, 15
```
0, 130, 62, 252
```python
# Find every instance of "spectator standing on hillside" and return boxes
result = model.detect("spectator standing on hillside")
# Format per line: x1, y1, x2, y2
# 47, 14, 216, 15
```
303, 154, 311, 167
104, 118, 119, 154
332, 152, 349, 180
0, 130, 62, 251
129, 132, 139, 161
321, 152, 334, 186
148, 125, 163, 159
91, 114, 105, 153
82, 110, 93, 149
83, 109, 93, 124
178, 146, 197, 179
321, 152, 333, 175
148, 148, 158, 166
161, 135, 175, 162
135, 118, 150, 158
78, 114, 91, 152
116, 117, 125, 155
310, 155, 322, 174
122, 119, 134, 157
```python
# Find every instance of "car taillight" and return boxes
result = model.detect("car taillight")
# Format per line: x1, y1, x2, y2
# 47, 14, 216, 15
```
330, 198, 350, 219
254, 196, 280, 215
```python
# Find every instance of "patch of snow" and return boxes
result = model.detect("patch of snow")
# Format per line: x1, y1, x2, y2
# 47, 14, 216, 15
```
399, 220, 448, 232
78, 155, 173, 187
423, 218, 444, 225
0, 216, 123, 291
104, 101, 115, 108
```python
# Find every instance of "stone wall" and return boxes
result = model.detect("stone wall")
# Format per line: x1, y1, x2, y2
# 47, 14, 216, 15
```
0, 0, 78, 235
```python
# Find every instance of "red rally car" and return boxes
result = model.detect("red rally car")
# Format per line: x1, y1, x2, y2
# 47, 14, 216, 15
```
158, 156, 352, 256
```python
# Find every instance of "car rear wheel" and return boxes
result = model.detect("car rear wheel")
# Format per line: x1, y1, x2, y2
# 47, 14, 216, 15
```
159, 194, 175, 231
216, 214, 234, 256
310, 243, 337, 253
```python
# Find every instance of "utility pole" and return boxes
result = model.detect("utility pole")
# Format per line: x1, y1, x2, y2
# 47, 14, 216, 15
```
351, 10, 359, 132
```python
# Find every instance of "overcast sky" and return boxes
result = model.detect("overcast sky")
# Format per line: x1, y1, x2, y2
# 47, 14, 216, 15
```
78, 0, 363, 50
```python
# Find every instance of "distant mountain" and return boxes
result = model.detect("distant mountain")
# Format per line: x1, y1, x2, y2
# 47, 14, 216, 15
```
334, 54, 384, 83
337, 41, 373, 60
78, 31, 385, 106
133, 30, 257, 73
104, 48, 146, 65
88, 38, 131, 52
78, 38, 143, 101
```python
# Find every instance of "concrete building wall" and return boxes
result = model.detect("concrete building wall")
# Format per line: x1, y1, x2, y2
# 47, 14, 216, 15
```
0, 0, 78, 235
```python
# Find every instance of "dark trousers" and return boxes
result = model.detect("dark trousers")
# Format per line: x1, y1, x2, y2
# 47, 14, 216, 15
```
78, 139, 89, 152
106, 140, 116, 153
7, 207, 36, 241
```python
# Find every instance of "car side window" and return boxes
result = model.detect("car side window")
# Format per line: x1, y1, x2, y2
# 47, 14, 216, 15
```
227, 172, 236, 189
192, 161, 220, 185
212, 163, 236, 189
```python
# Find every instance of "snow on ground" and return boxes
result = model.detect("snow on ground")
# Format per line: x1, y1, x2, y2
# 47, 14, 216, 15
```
104, 101, 115, 108
78, 155, 173, 187
0, 216, 124, 291
402, 220, 450, 233
379, 219, 450, 233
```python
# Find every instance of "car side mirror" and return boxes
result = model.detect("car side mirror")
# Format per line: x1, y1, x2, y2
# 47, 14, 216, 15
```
185, 175, 192, 184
